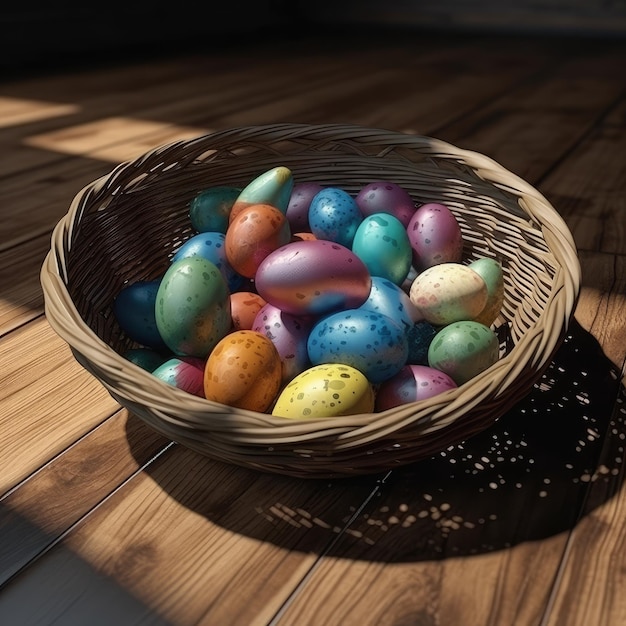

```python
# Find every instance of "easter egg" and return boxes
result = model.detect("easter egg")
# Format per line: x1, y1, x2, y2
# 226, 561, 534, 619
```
152, 356, 206, 397
229, 166, 294, 223
113, 279, 166, 350
358, 276, 422, 333
407, 202, 463, 271
189, 186, 240, 234
351, 213, 412, 285
203, 330, 282, 412
252, 303, 314, 383
308, 187, 363, 247
428, 321, 499, 386
409, 263, 488, 326
355, 180, 416, 228
286, 182, 324, 232
468, 257, 505, 327
123, 348, 169, 372
230, 291, 267, 330
272, 363, 375, 418
172, 231, 244, 291
255, 239, 371, 316
225, 203, 291, 278
307, 309, 409, 384
155, 256, 231, 358
375, 364, 457, 411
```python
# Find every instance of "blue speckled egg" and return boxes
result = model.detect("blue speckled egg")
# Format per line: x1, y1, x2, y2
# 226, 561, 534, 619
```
189, 186, 240, 234
351, 213, 412, 285
155, 256, 231, 358
428, 320, 499, 385
308, 187, 363, 248
172, 231, 244, 292
307, 309, 409, 384
358, 276, 422, 333
113, 279, 167, 350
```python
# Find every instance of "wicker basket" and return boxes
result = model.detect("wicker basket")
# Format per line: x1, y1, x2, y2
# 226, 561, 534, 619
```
40, 124, 581, 478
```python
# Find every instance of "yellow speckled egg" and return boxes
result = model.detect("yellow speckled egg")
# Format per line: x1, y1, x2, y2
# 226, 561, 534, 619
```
204, 330, 282, 412
272, 363, 374, 419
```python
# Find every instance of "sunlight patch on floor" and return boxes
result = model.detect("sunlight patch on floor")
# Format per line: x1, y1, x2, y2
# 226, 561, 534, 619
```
24, 117, 211, 163
0, 97, 80, 128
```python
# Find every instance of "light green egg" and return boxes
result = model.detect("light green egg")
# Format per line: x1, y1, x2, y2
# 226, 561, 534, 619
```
352, 213, 412, 285
155, 256, 231, 358
468, 257, 504, 327
234, 166, 294, 214
272, 363, 375, 418
428, 320, 499, 386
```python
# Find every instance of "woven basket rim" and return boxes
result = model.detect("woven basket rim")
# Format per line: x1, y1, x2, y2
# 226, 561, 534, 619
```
40, 123, 582, 476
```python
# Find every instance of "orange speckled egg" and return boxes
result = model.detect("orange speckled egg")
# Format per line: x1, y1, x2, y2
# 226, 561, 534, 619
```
292, 231, 317, 242
230, 291, 267, 330
203, 330, 282, 412
225, 204, 291, 278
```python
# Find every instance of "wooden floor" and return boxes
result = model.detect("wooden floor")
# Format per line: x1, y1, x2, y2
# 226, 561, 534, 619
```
1, 29, 625, 625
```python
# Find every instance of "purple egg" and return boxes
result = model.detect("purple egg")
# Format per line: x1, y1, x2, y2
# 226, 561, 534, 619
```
252, 303, 314, 382
406, 202, 463, 271
286, 182, 324, 233
375, 364, 457, 411
355, 181, 416, 228
255, 239, 372, 316
152, 356, 206, 397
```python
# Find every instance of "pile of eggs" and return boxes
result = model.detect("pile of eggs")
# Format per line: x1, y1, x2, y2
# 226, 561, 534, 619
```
113, 166, 505, 419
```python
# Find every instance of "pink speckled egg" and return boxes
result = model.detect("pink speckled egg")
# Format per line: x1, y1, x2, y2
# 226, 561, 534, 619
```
252, 303, 314, 382
375, 364, 457, 411
255, 239, 372, 316
407, 202, 463, 271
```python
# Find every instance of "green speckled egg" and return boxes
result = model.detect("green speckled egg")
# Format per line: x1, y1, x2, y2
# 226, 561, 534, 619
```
468, 257, 504, 327
155, 256, 231, 358
428, 320, 499, 386
272, 363, 374, 418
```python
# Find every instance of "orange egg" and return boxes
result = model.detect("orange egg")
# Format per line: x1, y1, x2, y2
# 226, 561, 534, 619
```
292, 231, 317, 241
225, 204, 291, 278
203, 330, 282, 412
230, 291, 267, 330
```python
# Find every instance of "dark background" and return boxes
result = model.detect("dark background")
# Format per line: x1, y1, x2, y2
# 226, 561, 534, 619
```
2, 1, 626, 73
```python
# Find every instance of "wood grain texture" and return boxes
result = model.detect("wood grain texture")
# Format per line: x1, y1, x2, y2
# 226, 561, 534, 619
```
0, 29, 624, 626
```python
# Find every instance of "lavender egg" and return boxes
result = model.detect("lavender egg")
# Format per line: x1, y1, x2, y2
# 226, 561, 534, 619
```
307, 309, 409, 384
255, 239, 372, 316
407, 202, 463, 271
252, 303, 314, 383
308, 187, 363, 248
355, 180, 416, 228
375, 364, 457, 411
286, 182, 324, 233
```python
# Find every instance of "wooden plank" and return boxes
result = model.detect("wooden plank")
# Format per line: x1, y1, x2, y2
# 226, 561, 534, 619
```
0, 318, 119, 494
0, 409, 170, 584
0, 444, 382, 625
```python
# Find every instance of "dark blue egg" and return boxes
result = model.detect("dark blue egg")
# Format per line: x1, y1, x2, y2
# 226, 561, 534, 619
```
172, 232, 244, 292
308, 187, 363, 248
307, 309, 408, 384
113, 279, 166, 349
406, 320, 438, 365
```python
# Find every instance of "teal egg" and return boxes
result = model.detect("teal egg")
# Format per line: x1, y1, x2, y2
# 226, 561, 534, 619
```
428, 320, 499, 385
155, 256, 231, 358
351, 213, 412, 285
123, 348, 169, 372
189, 186, 241, 234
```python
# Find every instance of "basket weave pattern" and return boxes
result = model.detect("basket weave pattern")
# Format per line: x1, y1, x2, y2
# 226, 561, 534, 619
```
41, 124, 581, 477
